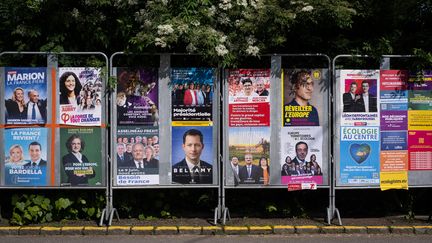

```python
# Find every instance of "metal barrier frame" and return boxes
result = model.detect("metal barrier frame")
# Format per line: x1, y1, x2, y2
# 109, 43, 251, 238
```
0, 51, 110, 225
332, 54, 432, 225
107, 53, 222, 225
221, 54, 333, 225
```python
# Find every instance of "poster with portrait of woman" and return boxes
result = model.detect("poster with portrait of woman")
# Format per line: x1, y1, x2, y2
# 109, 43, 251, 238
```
60, 128, 103, 187
4, 67, 47, 124
3, 127, 48, 186
58, 67, 102, 126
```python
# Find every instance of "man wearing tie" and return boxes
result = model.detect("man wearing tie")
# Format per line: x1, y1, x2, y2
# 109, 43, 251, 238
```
27, 90, 47, 124
116, 143, 131, 167
230, 156, 242, 185
292, 141, 308, 170
239, 153, 262, 184
24, 141, 47, 167
123, 143, 158, 174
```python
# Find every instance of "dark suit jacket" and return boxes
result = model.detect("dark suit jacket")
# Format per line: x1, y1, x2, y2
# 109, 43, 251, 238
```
239, 164, 263, 184
120, 157, 159, 174
358, 94, 377, 112
172, 159, 213, 184
62, 153, 95, 186
27, 99, 47, 122
5, 99, 27, 121
24, 159, 47, 167
343, 92, 361, 112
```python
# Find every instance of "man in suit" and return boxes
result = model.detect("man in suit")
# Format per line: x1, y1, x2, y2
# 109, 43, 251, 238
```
343, 82, 362, 112
239, 153, 262, 184
122, 143, 158, 174
292, 141, 308, 169
230, 156, 242, 185
358, 80, 377, 112
27, 89, 47, 123
172, 129, 212, 184
116, 143, 131, 167
24, 141, 47, 167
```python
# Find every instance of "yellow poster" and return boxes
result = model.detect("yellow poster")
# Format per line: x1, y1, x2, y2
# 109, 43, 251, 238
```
408, 110, 432, 130
380, 171, 408, 191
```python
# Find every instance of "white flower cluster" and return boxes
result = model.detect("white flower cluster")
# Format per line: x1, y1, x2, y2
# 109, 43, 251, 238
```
215, 44, 229, 56
246, 36, 256, 45
250, 0, 262, 9
236, 0, 247, 7
246, 45, 260, 56
127, 0, 138, 5
219, 35, 227, 43
207, 5, 216, 17
159, 0, 169, 6
71, 8, 80, 18
177, 24, 188, 34
186, 43, 197, 53
219, 0, 233, 11
155, 37, 167, 48
191, 20, 201, 26
157, 24, 174, 35
301, 5, 314, 12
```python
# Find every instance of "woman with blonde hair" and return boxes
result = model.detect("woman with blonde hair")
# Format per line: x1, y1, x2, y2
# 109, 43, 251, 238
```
5, 144, 26, 168
5, 87, 27, 121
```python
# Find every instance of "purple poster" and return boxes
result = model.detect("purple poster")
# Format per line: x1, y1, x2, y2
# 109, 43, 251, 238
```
380, 110, 408, 130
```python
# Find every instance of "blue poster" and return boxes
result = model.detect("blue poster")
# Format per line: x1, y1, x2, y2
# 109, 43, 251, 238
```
4, 128, 48, 186
381, 131, 407, 151
339, 126, 380, 184
4, 67, 47, 124
171, 126, 213, 184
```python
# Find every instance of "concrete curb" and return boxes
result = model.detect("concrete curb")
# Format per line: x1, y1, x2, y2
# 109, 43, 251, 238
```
0, 225, 431, 235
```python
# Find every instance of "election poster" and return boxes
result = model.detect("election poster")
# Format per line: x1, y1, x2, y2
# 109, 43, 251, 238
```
408, 130, 432, 170
116, 126, 159, 185
4, 67, 47, 124
340, 70, 380, 126
280, 127, 323, 185
171, 68, 214, 124
3, 128, 48, 186
58, 67, 102, 126
116, 68, 159, 126
228, 127, 270, 185
171, 126, 213, 184
339, 126, 380, 184
282, 69, 327, 126
60, 128, 102, 186
228, 69, 270, 127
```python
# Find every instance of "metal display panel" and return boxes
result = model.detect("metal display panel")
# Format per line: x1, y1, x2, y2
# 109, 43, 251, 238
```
222, 54, 331, 224
0, 52, 109, 225
334, 55, 432, 189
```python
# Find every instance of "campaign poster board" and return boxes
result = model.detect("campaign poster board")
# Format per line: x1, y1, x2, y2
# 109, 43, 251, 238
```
58, 67, 102, 126
4, 67, 47, 124
171, 68, 214, 123
3, 128, 48, 186
116, 68, 159, 126
60, 128, 103, 186
280, 69, 327, 187
116, 126, 159, 185
171, 126, 213, 184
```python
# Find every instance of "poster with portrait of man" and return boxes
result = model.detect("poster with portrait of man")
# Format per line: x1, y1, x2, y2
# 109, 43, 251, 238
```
171, 126, 213, 184
4, 67, 47, 125
283, 69, 328, 127
339, 70, 380, 126
116, 68, 159, 126
227, 127, 271, 185
60, 128, 103, 187
3, 127, 48, 186
228, 69, 271, 127
58, 67, 102, 126
280, 127, 323, 185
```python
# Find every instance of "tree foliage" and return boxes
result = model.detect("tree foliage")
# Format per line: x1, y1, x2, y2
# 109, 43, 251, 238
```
0, 0, 431, 66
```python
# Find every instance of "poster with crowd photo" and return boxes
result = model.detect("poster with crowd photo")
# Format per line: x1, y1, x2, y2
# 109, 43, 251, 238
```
60, 128, 102, 186
3, 128, 48, 186
116, 68, 159, 126
58, 67, 102, 126
339, 126, 380, 185
4, 67, 47, 124
280, 127, 323, 185
116, 126, 159, 185
228, 69, 270, 127
171, 68, 214, 123
340, 70, 380, 126
171, 126, 213, 184
407, 71, 432, 131
227, 127, 270, 185
283, 69, 327, 126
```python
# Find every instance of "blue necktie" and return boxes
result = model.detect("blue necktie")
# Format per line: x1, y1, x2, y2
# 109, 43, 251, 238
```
31, 103, 36, 120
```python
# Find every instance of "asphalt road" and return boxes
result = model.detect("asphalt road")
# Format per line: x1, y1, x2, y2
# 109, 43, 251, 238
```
1, 235, 432, 243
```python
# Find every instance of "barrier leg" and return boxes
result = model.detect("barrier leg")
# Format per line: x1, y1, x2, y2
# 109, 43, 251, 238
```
213, 206, 219, 225
99, 208, 107, 226
108, 208, 120, 226
222, 207, 230, 225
